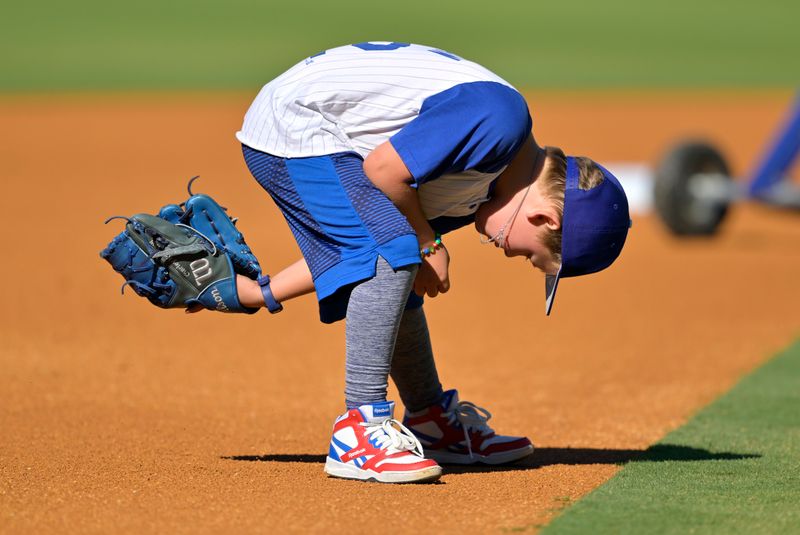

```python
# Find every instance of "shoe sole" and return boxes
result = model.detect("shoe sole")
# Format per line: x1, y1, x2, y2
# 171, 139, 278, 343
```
425, 444, 534, 465
324, 458, 442, 483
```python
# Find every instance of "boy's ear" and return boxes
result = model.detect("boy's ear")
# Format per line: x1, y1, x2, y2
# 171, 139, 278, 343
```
525, 207, 561, 231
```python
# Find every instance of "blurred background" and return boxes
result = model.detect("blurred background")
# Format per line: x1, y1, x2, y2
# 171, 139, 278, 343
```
2, 0, 799, 91
2, 0, 798, 212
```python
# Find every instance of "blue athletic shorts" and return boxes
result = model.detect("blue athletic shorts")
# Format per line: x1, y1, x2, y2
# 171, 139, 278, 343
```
242, 145, 423, 323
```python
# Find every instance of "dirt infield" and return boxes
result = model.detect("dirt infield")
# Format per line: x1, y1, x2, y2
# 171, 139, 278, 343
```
1, 91, 798, 533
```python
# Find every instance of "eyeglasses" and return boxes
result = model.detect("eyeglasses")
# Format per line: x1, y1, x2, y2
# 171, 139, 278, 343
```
480, 182, 533, 247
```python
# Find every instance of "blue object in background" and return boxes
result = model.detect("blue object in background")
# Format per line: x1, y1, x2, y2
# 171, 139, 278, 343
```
748, 92, 800, 202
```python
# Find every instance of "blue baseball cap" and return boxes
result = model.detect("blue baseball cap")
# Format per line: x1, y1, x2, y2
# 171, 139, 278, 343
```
545, 157, 631, 315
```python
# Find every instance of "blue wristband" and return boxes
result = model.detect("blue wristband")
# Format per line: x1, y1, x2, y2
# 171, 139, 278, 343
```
257, 275, 283, 314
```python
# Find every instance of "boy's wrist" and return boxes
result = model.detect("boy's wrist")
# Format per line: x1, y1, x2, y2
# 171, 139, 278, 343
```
417, 234, 436, 247
414, 223, 437, 247
419, 234, 443, 258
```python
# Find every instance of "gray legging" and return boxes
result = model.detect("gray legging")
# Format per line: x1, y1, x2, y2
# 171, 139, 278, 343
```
344, 257, 443, 411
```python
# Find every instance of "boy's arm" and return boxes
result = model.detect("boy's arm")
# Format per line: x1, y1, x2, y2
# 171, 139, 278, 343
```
235, 258, 315, 307
363, 142, 436, 243
363, 141, 450, 298
187, 258, 314, 312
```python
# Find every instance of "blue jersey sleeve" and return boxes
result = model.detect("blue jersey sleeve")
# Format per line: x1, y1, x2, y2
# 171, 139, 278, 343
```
389, 81, 532, 185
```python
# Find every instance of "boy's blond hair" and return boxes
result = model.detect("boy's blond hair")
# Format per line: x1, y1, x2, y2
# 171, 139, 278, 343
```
539, 146, 606, 265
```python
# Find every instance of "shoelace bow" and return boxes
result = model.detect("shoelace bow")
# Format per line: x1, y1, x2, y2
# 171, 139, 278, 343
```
360, 418, 425, 458
442, 401, 494, 459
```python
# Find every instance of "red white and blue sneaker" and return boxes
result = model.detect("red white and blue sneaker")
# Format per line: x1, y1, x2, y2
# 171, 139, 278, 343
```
324, 401, 442, 483
403, 389, 534, 465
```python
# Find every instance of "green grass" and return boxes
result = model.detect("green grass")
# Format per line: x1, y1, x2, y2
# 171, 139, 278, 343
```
1, 0, 799, 91
539, 339, 800, 535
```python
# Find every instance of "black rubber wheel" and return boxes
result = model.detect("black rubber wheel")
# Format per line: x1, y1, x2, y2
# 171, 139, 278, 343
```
654, 141, 732, 236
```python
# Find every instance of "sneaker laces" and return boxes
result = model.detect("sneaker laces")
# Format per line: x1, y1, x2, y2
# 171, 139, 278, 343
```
360, 418, 425, 458
442, 401, 494, 459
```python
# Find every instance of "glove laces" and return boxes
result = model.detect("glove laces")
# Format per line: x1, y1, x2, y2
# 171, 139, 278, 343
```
360, 418, 425, 457
442, 401, 494, 459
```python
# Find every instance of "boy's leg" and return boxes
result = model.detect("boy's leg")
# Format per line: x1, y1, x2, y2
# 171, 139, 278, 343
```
328, 258, 442, 483
344, 257, 417, 409
391, 308, 534, 466
390, 306, 444, 412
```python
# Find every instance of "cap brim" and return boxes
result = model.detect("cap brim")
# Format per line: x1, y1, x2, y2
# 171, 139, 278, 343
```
545, 269, 562, 316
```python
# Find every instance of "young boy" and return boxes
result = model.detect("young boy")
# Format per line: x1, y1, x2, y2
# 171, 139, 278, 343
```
229, 42, 630, 483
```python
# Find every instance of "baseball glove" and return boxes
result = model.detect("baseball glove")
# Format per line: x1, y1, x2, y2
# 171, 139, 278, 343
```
100, 178, 261, 313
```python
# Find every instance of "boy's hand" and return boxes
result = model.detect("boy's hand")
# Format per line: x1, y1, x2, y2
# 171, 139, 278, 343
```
414, 245, 450, 298
363, 140, 451, 298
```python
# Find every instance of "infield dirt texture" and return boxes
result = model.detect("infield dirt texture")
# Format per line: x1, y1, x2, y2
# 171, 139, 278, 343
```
1, 90, 798, 533
2, 0, 800, 531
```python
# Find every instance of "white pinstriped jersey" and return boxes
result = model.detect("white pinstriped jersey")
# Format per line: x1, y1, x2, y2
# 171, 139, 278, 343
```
236, 42, 531, 220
